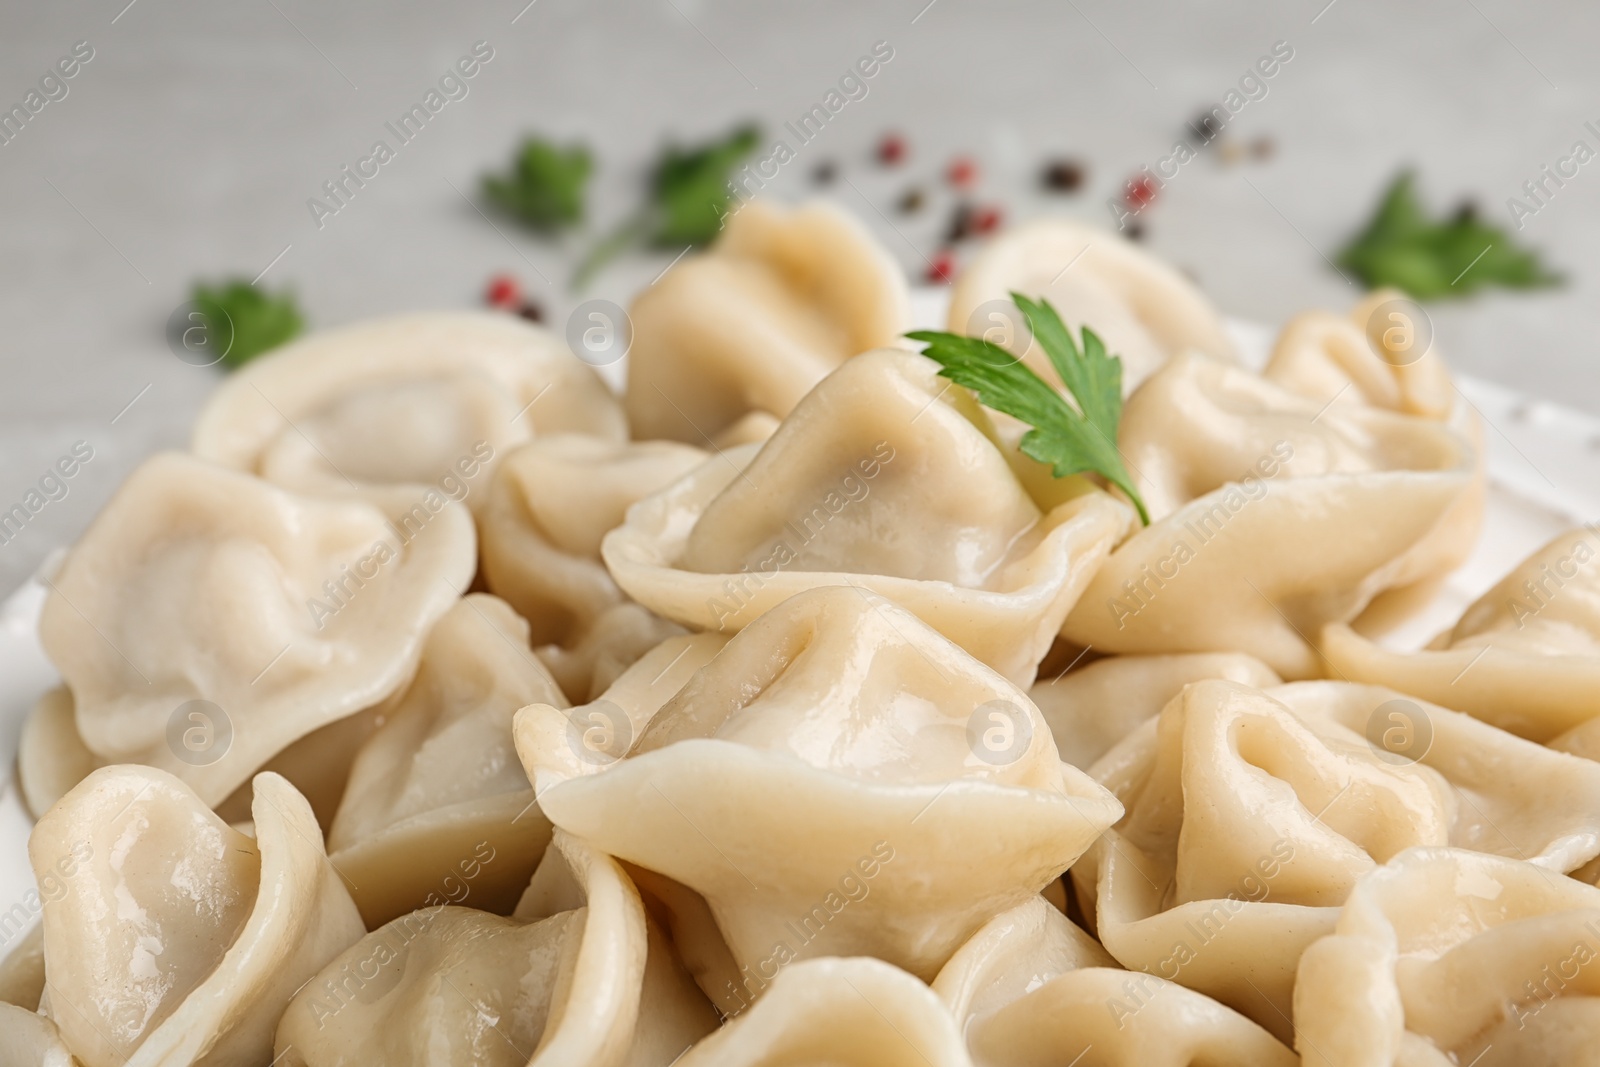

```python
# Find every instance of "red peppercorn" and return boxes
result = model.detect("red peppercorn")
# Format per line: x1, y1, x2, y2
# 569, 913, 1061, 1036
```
878, 133, 907, 166
485, 273, 520, 309
947, 156, 977, 188
972, 205, 1002, 235
1125, 174, 1158, 210
927, 249, 957, 284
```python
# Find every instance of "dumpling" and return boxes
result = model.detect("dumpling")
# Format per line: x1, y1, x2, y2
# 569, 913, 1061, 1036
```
1294, 847, 1600, 1067
626, 198, 911, 443
603, 349, 1129, 685
192, 311, 625, 505
1264, 290, 1485, 630
0, 1003, 75, 1067
1029, 652, 1281, 768
17, 684, 385, 832
481, 433, 705, 645
31, 766, 363, 1067
479, 432, 703, 700
676, 957, 972, 1067
946, 217, 1237, 395
16, 686, 96, 819
325, 594, 566, 927
274, 830, 719, 1067
932, 896, 1298, 1067
1060, 353, 1477, 678
37, 452, 472, 806
0, 924, 45, 1010
532, 601, 687, 704
515, 586, 1123, 983
1263, 289, 1454, 420
1073, 679, 1600, 1042
1322, 525, 1600, 743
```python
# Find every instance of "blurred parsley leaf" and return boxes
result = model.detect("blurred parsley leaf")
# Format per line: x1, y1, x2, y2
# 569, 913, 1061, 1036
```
1337, 171, 1561, 299
191, 280, 303, 370
908, 293, 1149, 525
574, 123, 760, 287
482, 137, 592, 232
649, 124, 761, 246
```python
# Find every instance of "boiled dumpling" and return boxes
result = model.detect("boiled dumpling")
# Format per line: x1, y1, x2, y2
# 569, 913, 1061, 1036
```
604, 349, 1129, 685
16, 686, 96, 818
1322, 525, 1600, 743
1060, 353, 1477, 677
531, 601, 688, 704
1264, 289, 1453, 420
325, 594, 566, 927
626, 199, 911, 442
932, 896, 1297, 1067
0, 924, 45, 1010
31, 766, 363, 1067
481, 434, 705, 645
37, 452, 472, 806
1075, 679, 1600, 1042
0, 1003, 75, 1067
1294, 847, 1600, 1067
274, 830, 718, 1067
1029, 652, 1281, 768
192, 312, 625, 504
946, 217, 1237, 395
516, 586, 1122, 983
676, 957, 972, 1067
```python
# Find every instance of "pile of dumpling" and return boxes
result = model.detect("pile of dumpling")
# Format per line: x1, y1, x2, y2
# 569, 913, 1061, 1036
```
4, 199, 1600, 1067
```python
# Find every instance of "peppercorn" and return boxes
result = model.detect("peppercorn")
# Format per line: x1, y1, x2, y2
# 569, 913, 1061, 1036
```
1042, 159, 1086, 193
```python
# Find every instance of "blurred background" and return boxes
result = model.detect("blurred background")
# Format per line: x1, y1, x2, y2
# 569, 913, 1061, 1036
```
0, 0, 1595, 595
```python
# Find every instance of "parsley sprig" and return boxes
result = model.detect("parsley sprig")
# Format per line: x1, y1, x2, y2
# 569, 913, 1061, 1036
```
573, 124, 760, 287
191, 280, 304, 370
908, 293, 1149, 525
1337, 171, 1560, 299
482, 137, 592, 233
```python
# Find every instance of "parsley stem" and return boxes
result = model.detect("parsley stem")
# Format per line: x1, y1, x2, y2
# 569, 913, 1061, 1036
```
571, 212, 651, 291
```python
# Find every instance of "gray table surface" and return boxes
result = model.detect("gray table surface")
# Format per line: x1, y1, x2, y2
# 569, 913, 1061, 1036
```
2, 0, 1597, 597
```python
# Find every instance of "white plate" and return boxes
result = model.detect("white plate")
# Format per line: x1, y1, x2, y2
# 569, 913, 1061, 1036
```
1, 297, 1595, 946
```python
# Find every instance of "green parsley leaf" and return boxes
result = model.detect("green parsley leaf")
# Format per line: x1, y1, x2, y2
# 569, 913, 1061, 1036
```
482, 137, 592, 233
907, 293, 1150, 525
648, 123, 761, 247
573, 123, 760, 288
190, 280, 304, 370
1337, 171, 1561, 299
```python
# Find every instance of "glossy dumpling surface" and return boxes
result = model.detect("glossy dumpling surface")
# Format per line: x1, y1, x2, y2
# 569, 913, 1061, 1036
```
481, 433, 705, 647
676, 957, 973, 1067
946, 216, 1237, 395
517, 586, 1122, 983
37, 452, 472, 806
604, 349, 1128, 685
32, 766, 363, 1067
1061, 353, 1476, 677
1029, 652, 1281, 768
1322, 525, 1600, 742
326, 593, 566, 926
1295, 847, 1600, 1066
275, 830, 717, 1067
626, 198, 911, 442
192, 311, 625, 502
